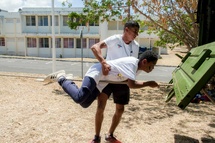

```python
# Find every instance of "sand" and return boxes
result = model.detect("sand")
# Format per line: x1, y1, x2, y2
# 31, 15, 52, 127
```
0, 71, 215, 143
0, 49, 215, 143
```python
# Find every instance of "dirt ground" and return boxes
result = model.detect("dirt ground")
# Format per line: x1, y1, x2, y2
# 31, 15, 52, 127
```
0, 71, 215, 143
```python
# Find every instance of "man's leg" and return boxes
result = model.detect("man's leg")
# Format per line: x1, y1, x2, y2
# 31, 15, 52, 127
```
108, 103, 124, 135
90, 93, 108, 143
105, 84, 129, 143
95, 93, 108, 136
91, 84, 112, 143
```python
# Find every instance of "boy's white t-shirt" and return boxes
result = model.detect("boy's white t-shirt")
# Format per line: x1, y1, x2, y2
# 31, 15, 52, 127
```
104, 34, 139, 60
85, 57, 140, 92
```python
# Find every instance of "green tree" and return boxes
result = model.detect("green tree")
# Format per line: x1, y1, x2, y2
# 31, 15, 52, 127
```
65, 0, 134, 29
65, 0, 198, 50
131, 0, 199, 50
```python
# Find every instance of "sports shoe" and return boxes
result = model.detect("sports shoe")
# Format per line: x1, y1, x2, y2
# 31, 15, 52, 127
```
105, 134, 122, 143
89, 135, 101, 143
44, 70, 65, 83
64, 73, 74, 80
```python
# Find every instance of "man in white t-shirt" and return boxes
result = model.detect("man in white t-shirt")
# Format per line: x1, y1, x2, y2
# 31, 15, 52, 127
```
45, 50, 159, 108
90, 20, 140, 143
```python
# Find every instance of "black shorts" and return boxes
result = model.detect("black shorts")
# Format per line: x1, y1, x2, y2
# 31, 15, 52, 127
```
102, 84, 130, 105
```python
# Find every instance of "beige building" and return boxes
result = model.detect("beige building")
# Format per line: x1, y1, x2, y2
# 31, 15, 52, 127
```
0, 7, 163, 58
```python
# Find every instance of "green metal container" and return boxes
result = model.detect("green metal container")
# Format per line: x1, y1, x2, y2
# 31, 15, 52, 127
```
166, 42, 215, 109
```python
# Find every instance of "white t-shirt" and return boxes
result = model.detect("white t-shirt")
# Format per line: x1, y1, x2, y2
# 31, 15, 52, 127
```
85, 57, 140, 91
104, 34, 139, 60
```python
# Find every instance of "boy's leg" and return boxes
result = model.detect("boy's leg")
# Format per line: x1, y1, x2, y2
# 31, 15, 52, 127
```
79, 86, 100, 108
79, 77, 100, 108
59, 76, 99, 108
44, 70, 73, 83
90, 93, 108, 143
105, 84, 129, 143
44, 70, 65, 82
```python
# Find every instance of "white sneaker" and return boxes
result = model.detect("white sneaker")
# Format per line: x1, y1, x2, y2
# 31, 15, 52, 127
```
44, 70, 66, 83
65, 74, 74, 80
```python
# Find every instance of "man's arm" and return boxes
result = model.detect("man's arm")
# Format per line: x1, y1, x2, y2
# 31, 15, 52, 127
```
91, 41, 111, 75
127, 79, 159, 88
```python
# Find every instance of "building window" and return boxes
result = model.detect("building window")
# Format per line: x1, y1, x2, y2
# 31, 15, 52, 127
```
0, 37, 5, 46
26, 16, 36, 26
27, 38, 36, 48
76, 17, 85, 26
6, 18, 14, 23
118, 21, 124, 30
89, 38, 99, 48
38, 16, 48, 26
76, 38, 86, 48
50, 16, 59, 26
56, 38, 61, 48
95, 21, 99, 26
51, 38, 61, 48
39, 38, 49, 48
64, 38, 74, 48
63, 15, 68, 26
16, 19, 21, 23
108, 21, 117, 30
89, 20, 99, 26
141, 26, 148, 31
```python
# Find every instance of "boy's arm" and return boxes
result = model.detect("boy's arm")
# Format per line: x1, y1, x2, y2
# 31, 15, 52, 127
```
127, 79, 159, 88
91, 41, 111, 75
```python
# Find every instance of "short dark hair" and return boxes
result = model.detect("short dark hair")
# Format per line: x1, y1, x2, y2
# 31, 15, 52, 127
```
138, 50, 158, 63
124, 20, 140, 30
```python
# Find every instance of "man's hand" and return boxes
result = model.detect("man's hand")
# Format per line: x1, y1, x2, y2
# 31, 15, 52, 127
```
101, 61, 111, 75
147, 81, 160, 88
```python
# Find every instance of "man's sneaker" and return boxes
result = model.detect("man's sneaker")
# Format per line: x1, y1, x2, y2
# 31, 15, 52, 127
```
105, 134, 122, 143
44, 70, 65, 83
89, 135, 101, 143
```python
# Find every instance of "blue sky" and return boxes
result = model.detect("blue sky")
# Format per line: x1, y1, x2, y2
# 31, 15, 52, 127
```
0, 0, 84, 12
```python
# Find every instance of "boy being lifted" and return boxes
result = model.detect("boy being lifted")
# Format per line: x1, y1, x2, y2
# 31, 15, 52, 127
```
45, 50, 159, 108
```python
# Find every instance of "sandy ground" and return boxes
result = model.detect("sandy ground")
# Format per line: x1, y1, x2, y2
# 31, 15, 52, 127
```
0, 49, 215, 143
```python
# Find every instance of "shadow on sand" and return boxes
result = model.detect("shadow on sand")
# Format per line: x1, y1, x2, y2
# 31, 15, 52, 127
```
174, 134, 215, 143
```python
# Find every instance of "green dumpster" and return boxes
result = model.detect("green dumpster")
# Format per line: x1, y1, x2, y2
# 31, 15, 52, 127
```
166, 42, 215, 109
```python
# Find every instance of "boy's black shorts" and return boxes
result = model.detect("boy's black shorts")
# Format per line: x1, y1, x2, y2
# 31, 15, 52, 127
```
102, 83, 130, 105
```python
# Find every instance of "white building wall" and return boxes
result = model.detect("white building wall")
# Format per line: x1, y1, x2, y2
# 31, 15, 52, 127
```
17, 37, 25, 56
6, 37, 16, 55
0, 7, 161, 58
